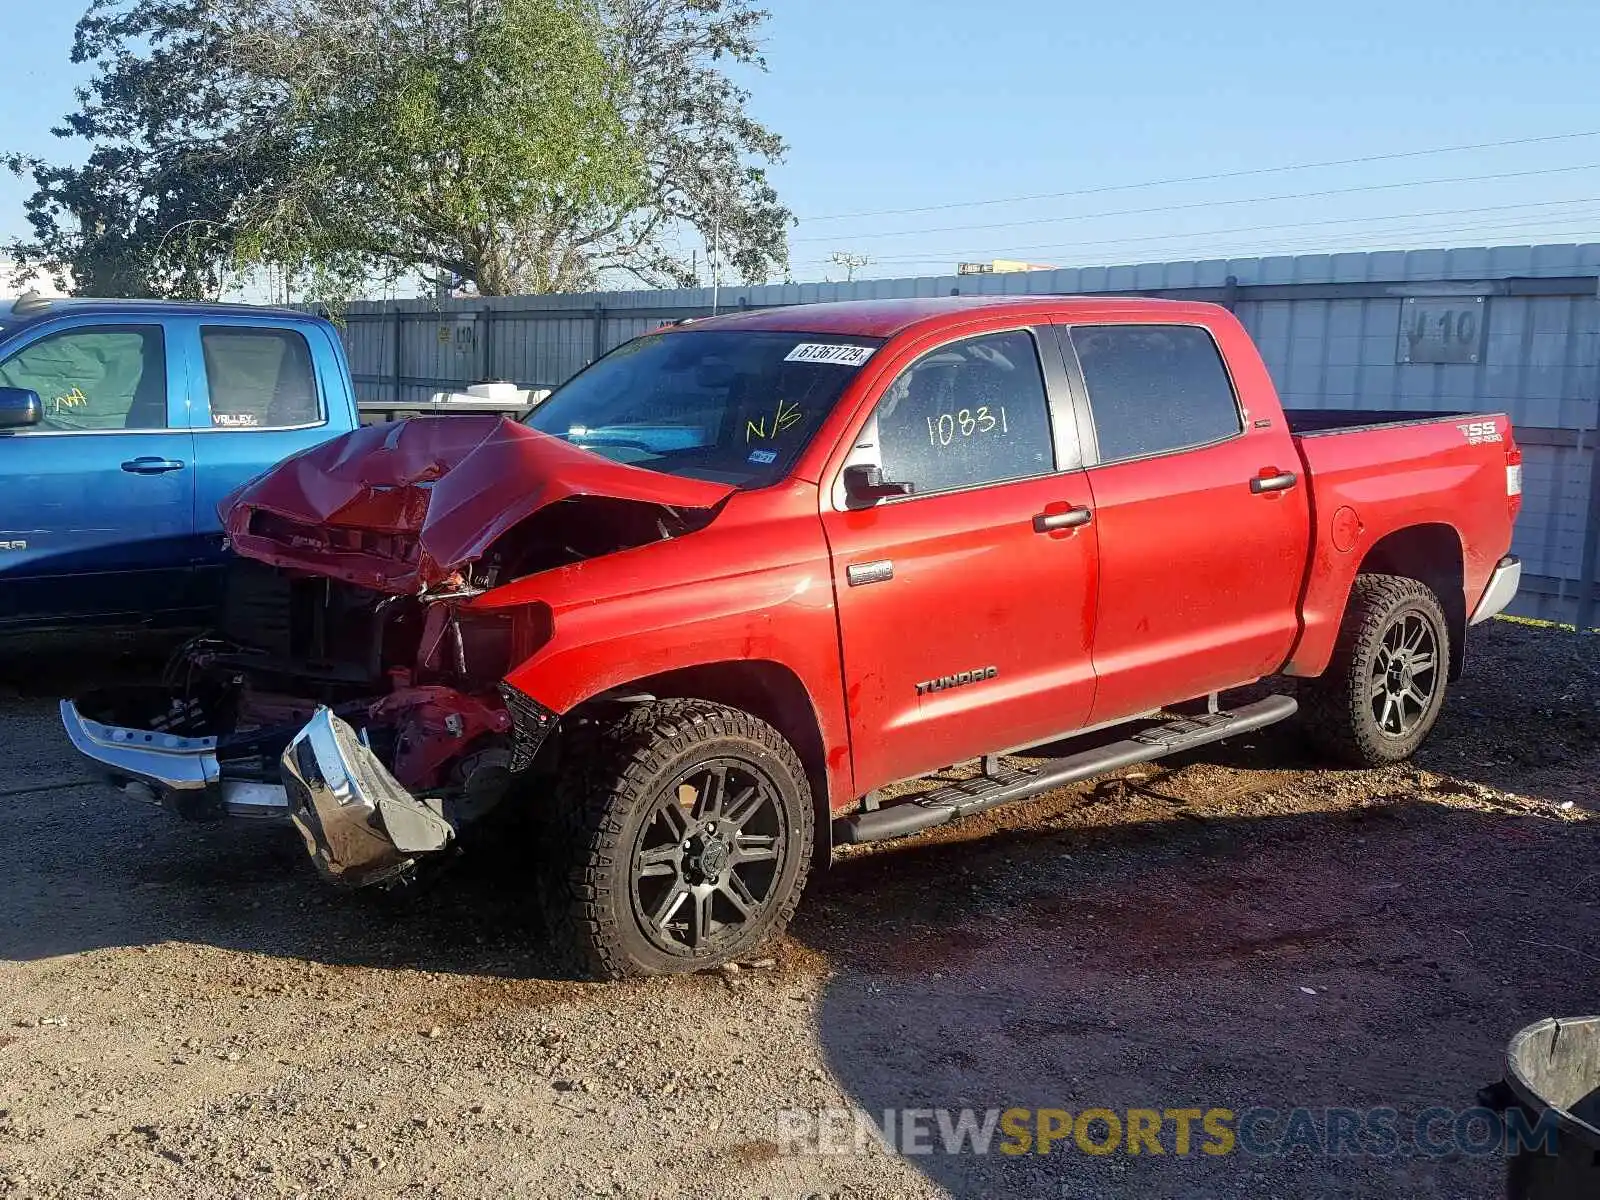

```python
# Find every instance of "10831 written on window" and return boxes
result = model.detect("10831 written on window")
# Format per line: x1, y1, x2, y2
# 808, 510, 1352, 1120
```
926, 404, 1011, 445
876, 329, 1055, 494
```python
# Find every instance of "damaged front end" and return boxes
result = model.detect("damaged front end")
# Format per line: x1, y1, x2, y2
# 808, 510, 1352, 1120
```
61, 627, 556, 887
63, 415, 713, 888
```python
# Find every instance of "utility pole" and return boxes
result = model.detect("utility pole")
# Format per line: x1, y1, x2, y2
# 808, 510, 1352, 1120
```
828, 251, 872, 283
710, 208, 722, 316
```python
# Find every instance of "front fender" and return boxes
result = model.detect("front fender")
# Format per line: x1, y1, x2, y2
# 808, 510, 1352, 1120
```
479, 489, 856, 809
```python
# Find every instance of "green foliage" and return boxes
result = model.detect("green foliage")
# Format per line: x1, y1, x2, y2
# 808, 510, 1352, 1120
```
8, 0, 791, 298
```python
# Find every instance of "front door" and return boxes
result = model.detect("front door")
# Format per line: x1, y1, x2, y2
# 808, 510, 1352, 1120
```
821, 326, 1099, 794
0, 321, 197, 627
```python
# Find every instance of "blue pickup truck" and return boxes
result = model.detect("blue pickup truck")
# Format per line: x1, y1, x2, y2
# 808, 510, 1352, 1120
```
0, 296, 359, 630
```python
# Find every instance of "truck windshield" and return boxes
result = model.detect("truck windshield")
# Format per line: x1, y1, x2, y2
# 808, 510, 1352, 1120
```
525, 328, 883, 486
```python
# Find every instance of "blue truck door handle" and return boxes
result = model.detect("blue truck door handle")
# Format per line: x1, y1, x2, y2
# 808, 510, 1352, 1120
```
121, 457, 186, 475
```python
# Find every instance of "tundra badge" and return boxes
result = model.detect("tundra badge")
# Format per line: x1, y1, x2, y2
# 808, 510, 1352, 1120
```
916, 666, 999, 696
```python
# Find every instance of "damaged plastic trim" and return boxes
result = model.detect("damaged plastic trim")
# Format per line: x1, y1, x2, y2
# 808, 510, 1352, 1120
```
499, 682, 558, 772
280, 708, 456, 888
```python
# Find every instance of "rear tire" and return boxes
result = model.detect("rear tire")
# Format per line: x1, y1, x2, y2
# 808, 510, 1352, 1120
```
543, 699, 814, 980
1302, 574, 1451, 767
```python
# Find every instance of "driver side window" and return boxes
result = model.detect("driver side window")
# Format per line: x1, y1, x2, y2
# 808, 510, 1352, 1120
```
875, 329, 1055, 495
0, 325, 168, 432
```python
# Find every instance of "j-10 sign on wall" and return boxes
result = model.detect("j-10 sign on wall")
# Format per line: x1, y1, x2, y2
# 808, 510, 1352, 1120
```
1397, 295, 1486, 364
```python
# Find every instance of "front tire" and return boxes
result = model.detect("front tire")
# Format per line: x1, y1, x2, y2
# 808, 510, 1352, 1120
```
1302, 574, 1451, 767
545, 700, 815, 980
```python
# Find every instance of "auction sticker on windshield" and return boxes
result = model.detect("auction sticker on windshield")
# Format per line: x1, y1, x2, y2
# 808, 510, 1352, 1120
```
785, 343, 876, 366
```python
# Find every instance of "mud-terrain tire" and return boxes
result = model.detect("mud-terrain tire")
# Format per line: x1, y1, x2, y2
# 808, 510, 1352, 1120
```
1301, 573, 1452, 767
543, 700, 815, 980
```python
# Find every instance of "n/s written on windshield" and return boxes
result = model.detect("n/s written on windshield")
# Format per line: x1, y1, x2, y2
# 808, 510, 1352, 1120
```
747, 397, 804, 442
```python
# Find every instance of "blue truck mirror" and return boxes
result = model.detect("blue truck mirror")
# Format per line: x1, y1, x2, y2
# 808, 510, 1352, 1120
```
0, 386, 42, 429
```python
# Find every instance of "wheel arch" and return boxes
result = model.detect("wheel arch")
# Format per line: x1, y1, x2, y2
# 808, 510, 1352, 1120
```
1353, 523, 1466, 679
565, 659, 836, 870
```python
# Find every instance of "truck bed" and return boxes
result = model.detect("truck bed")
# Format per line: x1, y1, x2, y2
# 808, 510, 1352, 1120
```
1283, 407, 1477, 436
1278, 403, 1518, 678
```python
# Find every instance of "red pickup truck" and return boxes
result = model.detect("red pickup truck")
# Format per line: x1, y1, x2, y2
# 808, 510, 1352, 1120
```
62, 296, 1522, 978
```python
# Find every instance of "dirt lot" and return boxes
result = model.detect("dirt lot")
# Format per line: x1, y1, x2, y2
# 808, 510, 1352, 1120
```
0, 620, 1597, 1199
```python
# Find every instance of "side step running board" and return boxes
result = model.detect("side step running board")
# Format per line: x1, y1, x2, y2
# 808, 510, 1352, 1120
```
834, 694, 1298, 846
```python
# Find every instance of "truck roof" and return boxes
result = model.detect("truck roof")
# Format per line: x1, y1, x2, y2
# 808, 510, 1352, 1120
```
0, 295, 318, 335
677, 294, 1220, 339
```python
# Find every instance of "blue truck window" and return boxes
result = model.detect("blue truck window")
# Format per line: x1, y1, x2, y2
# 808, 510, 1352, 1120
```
0, 325, 167, 431
201, 326, 323, 429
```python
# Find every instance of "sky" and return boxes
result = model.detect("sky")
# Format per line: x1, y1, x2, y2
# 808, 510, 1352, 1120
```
6, 0, 1600, 288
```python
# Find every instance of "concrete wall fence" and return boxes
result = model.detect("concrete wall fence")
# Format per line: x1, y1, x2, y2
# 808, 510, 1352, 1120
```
337, 243, 1600, 628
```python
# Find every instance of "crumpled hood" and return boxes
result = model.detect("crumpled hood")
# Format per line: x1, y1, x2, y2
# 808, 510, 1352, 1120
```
222, 415, 734, 592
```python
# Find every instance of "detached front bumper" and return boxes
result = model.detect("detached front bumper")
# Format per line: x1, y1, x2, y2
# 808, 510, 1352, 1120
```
59, 700, 289, 819
61, 701, 456, 888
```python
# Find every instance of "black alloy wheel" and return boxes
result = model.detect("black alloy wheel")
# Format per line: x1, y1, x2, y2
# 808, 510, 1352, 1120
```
631, 757, 788, 956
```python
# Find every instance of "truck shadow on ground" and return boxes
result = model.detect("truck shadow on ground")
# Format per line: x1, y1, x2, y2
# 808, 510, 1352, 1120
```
799, 789, 1600, 1198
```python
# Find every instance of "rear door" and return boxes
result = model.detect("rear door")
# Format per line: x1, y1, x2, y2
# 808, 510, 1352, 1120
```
0, 320, 197, 627
175, 317, 350, 605
1058, 322, 1310, 724
820, 324, 1099, 793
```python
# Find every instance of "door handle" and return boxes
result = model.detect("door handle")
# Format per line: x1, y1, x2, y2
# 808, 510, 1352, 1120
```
1250, 470, 1298, 494
121, 457, 186, 475
1033, 507, 1093, 533
846, 560, 894, 587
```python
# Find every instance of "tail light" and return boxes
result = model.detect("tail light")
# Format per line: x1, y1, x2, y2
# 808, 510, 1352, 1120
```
1505, 439, 1523, 523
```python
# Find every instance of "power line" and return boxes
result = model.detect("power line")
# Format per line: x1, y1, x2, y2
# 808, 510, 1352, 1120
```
791, 162, 1600, 245
1105, 211, 1600, 260
790, 213, 1600, 282
796, 129, 1600, 223
795, 212, 1600, 276
792, 196, 1600, 268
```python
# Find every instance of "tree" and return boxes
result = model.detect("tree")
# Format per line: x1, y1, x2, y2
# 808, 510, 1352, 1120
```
3, 0, 293, 298
7, 0, 792, 298
594, 0, 791, 289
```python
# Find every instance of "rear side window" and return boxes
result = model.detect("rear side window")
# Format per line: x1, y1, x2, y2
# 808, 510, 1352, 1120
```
1070, 325, 1242, 462
875, 329, 1055, 495
201, 327, 322, 429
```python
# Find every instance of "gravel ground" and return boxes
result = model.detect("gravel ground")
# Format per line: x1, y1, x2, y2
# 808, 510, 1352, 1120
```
0, 620, 1597, 1199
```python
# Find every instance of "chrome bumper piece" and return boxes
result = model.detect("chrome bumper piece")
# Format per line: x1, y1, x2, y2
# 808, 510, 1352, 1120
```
280, 708, 454, 888
1470, 555, 1522, 625
62, 700, 456, 889
59, 700, 288, 818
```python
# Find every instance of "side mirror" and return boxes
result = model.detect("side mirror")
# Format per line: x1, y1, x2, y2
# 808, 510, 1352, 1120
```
0, 387, 41, 430
843, 463, 915, 502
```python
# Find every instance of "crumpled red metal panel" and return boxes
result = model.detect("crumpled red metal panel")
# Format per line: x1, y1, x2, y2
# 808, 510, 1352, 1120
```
220, 415, 733, 593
